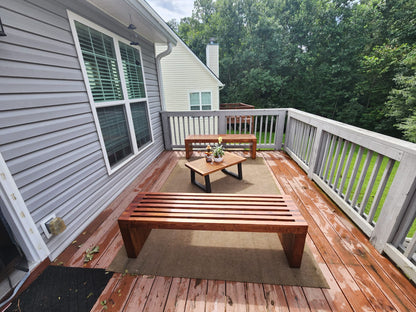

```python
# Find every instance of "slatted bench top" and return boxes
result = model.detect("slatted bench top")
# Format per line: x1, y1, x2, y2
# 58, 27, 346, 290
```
185, 134, 257, 159
119, 192, 307, 233
118, 192, 308, 267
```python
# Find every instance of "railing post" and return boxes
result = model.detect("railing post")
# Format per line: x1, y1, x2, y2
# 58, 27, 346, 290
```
160, 112, 172, 150
284, 113, 293, 151
307, 128, 323, 179
275, 111, 286, 150
370, 152, 416, 252
218, 111, 227, 134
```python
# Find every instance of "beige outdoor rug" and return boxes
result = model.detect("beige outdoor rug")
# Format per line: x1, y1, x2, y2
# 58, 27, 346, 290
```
108, 157, 329, 288
160, 157, 281, 194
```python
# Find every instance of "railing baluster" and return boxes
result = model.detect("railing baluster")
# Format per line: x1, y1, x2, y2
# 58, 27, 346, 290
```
172, 116, 178, 145
264, 116, 270, 145
333, 138, 347, 192
323, 134, 336, 182
329, 137, 343, 188
318, 132, 331, 178
339, 142, 355, 197
233, 115, 237, 133
178, 116, 184, 145
301, 125, 310, 163
301, 122, 307, 157
259, 116, 264, 144
404, 230, 416, 259
345, 146, 364, 203
269, 116, 274, 145
367, 158, 395, 224
351, 150, 374, 210
359, 153, 383, 217
305, 126, 315, 165
293, 120, 300, 155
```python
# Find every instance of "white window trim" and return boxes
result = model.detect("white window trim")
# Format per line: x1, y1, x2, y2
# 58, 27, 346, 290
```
189, 90, 213, 111
68, 11, 154, 175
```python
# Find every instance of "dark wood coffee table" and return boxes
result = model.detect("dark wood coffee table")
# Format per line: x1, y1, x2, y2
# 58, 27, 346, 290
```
185, 152, 247, 192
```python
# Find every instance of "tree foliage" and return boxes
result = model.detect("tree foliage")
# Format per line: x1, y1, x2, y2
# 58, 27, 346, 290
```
175, 0, 416, 141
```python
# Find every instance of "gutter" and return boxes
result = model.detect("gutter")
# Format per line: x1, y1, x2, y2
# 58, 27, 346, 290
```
156, 42, 173, 111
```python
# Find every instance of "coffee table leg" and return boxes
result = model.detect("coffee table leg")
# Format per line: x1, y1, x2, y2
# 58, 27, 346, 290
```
191, 169, 196, 184
221, 163, 243, 180
190, 170, 212, 193
205, 175, 211, 193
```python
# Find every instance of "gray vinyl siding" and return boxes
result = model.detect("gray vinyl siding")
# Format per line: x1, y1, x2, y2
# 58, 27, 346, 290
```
0, 0, 164, 259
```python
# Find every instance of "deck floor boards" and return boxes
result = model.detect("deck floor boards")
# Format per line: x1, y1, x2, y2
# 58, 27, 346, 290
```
51, 151, 415, 311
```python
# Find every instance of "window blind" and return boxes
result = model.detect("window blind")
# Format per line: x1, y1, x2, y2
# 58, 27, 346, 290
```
75, 21, 123, 102
119, 42, 146, 99
96, 106, 132, 166
131, 102, 151, 147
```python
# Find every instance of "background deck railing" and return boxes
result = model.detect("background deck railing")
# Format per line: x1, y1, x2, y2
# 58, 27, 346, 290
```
160, 108, 416, 282
160, 109, 286, 151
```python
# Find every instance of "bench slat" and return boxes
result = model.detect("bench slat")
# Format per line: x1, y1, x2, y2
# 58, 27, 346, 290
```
131, 203, 298, 212
137, 192, 290, 200
121, 217, 307, 233
130, 212, 302, 221
130, 207, 297, 215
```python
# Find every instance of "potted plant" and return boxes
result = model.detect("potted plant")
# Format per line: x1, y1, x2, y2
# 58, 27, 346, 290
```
213, 137, 224, 162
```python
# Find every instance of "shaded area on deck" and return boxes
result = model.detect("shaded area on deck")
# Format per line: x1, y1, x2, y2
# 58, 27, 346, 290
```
52, 151, 415, 311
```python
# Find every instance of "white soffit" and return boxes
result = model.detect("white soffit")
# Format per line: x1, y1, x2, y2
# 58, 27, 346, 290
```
87, 0, 177, 44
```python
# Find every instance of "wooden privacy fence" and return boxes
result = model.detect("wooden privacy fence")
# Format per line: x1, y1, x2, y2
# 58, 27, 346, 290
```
160, 107, 416, 282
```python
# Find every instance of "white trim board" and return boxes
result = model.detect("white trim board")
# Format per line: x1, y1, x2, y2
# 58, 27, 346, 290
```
0, 152, 49, 265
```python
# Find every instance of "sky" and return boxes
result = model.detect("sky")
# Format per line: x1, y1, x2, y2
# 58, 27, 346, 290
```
146, 0, 195, 22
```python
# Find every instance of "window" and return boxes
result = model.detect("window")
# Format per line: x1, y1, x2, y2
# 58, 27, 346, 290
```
190, 91, 212, 110
71, 15, 152, 172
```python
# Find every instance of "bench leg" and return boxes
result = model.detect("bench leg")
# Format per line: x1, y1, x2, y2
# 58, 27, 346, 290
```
251, 140, 257, 159
118, 221, 152, 258
185, 140, 192, 159
278, 232, 306, 268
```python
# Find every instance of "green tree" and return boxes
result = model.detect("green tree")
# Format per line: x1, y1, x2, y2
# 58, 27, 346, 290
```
175, 0, 416, 140
386, 47, 416, 142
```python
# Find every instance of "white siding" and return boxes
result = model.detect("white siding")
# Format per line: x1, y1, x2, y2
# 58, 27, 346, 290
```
0, 0, 165, 259
156, 41, 222, 111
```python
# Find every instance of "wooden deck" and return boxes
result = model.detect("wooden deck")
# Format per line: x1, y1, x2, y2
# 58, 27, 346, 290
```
52, 151, 416, 312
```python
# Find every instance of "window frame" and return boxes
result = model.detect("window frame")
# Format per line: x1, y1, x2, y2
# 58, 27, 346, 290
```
189, 91, 212, 111
68, 11, 154, 175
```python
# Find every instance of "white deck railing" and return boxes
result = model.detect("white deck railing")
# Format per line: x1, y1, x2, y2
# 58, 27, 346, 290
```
160, 108, 416, 282
160, 109, 286, 150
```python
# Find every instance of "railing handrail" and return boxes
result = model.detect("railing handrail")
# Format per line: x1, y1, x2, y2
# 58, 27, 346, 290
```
287, 108, 416, 158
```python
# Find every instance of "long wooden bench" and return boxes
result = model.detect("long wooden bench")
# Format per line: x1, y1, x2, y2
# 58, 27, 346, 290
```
185, 134, 257, 159
118, 192, 308, 268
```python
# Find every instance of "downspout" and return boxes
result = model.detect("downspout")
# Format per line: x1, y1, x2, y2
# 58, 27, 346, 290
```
156, 42, 173, 111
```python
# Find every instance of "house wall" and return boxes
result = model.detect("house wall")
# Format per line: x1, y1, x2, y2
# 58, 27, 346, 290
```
156, 42, 221, 111
0, 0, 165, 259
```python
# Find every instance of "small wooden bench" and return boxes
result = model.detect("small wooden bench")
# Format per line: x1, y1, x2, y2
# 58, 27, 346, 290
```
118, 192, 308, 268
185, 134, 257, 159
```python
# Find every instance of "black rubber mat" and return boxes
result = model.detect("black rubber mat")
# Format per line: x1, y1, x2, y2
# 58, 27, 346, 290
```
6, 266, 113, 312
